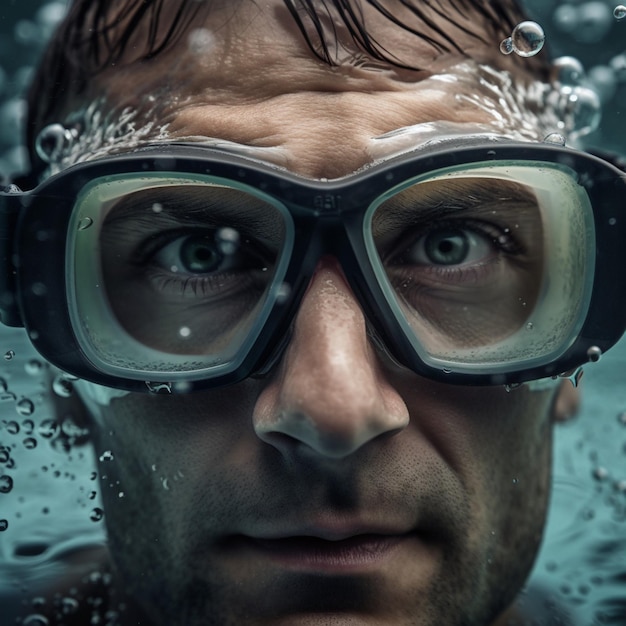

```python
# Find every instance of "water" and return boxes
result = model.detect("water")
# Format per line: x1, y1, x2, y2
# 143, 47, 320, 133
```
0, 1, 625, 625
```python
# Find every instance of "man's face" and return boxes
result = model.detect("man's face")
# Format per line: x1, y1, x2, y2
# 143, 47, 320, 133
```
70, 2, 570, 625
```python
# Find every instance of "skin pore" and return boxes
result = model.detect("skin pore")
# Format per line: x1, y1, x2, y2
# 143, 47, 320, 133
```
30, 1, 580, 625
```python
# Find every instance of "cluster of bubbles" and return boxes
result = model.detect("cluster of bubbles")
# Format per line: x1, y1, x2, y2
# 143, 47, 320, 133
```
554, 2, 626, 42
500, 21, 546, 57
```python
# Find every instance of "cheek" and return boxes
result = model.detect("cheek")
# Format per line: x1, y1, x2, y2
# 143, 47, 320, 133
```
91, 386, 262, 537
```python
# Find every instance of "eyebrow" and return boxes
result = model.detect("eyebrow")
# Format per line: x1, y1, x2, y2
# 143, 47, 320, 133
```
372, 178, 540, 236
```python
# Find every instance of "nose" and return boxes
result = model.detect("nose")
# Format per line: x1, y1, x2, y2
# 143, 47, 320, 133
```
253, 258, 410, 459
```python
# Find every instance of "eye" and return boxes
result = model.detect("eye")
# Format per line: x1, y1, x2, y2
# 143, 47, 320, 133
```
402, 227, 493, 267
154, 233, 235, 275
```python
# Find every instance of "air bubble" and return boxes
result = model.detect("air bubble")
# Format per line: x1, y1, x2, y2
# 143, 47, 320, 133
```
25, 359, 44, 375
615, 5, 626, 20
554, 4, 579, 34
550, 56, 585, 85
22, 614, 49, 626
0, 519, 7, 531
5, 420, 19, 434
587, 346, 602, 362
99, 450, 114, 462
499, 37, 513, 55
61, 597, 79, 615
216, 227, 240, 255
525, 322, 534, 331
4, 350, 15, 360
52, 375, 74, 397
145, 381, 172, 394
90, 507, 104, 522
510, 21, 545, 58
178, 326, 191, 338
23, 437, 37, 449
78, 217, 93, 231
588, 65, 617, 103
0, 474, 14, 493
576, 2, 613, 43
152, 202, 163, 213
38, 419, 59, 439
35, 123, 74, 163
609, 217, 617, 226
16, 398, 35, 416
543, 133, 566, 145
557, 86, 602, 138
618, 411, 626, 425
609, 54, 626, 82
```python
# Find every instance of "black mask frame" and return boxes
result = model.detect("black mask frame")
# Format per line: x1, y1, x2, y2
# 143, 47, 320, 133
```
1, 140, 625, 393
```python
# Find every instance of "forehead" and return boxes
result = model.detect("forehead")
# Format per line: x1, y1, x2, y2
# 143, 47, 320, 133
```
58, 0, 554, 178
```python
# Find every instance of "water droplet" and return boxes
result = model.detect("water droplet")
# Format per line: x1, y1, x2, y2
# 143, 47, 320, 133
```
145, 381, 172, 394
188, 27, 215, 55
16, 398, 35, 416
25, 359, 44, 375
510, 21, 545, 58
90, 507, 104, 522
4, 350, 15, 360
23, 437, 37, 450
216, 227, 240, 255
52, 375, 74, 397
543, 133, 565, 146
499, 37, 513, 55
78, 217, 93, 231
35, 123, 74, 163
587, 346, 602, 362
0, 474, 14, 493
178, 326, 191, 338
22, 614, 49, 626
99, 450, 114, 462
551, 56, 585, 85
5, 420, 19, 434
0, 519, 7, 531
614, 4, 626, 20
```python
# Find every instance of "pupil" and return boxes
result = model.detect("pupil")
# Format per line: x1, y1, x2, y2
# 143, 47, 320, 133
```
425, 230, 469, 265
181, 236, 222, 273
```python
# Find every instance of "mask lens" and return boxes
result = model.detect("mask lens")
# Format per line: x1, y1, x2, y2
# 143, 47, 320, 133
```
69, 174, 290, 379
367, 163, 595, 372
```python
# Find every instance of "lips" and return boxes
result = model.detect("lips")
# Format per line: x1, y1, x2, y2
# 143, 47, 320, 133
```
232, 532, 411, 573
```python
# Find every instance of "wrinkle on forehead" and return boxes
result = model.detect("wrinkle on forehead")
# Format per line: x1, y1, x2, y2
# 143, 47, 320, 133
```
46, 60, 559, 180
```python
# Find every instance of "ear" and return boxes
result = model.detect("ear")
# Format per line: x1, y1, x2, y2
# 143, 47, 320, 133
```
551, 378, 581, 423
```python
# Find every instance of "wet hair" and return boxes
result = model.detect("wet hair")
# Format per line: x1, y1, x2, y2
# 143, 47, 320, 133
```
25, 0, 545, 176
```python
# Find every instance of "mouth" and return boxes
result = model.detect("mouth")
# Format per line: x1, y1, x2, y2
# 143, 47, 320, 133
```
228, 532, 413, 574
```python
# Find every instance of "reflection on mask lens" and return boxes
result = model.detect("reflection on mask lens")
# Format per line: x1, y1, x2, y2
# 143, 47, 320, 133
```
368, 163, 595, 371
